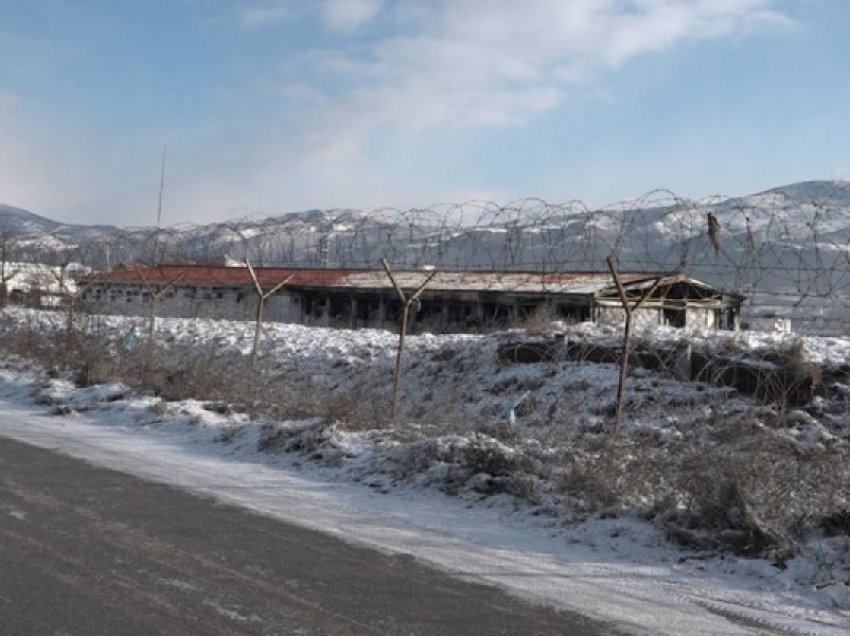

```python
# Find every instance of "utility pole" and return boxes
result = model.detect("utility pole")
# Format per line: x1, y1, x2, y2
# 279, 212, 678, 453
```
154, 144, 166, 265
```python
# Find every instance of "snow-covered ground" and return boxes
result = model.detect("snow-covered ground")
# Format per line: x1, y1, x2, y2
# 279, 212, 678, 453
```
1, 308, 849, 634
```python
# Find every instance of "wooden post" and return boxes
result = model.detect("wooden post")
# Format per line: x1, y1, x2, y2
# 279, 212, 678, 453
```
50, 267, 92, 335
246, 260, 292, 368
136, 269, 185, 376
148, 294, 158, 342
381, 259, 437, 427
67, 284, 92, 334
254, 293, 265, 359
605, 257, 661, 435
137, 270, 185, 343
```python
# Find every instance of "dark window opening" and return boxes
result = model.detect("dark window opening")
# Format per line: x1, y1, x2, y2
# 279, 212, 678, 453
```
664, 308, 686, 328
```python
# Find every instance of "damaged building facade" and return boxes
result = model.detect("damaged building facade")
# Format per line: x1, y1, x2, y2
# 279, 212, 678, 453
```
81, 265, 743, 332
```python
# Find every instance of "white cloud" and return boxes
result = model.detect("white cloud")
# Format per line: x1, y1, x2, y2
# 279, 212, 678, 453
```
236, 1, 294, 28
1, 1, 796, 223
308, 0, 791, 133
320, 0, 383, 33
199, 1, 793, 228
262, 0, 790, 185
183, 0, 793, 220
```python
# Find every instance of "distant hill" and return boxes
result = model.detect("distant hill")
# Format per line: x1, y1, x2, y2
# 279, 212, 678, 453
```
6, 180, 850, 333
757, 180, 850, 205
0, 204, 123, 244
4, 179, 850, 239
3, 177, 850, 275
0, 204, 63, 234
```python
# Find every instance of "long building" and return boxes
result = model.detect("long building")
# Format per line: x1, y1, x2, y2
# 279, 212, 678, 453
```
81, 264, 743, 332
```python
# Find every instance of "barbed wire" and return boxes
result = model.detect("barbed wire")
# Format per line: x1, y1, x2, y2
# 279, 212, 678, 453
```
5, 183, 850, 334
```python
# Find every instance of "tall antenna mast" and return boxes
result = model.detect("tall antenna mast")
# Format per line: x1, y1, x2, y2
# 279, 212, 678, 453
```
154, 144, 166, 265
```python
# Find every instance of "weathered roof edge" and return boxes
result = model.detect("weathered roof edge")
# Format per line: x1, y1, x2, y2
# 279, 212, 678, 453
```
82, 264, 741, 298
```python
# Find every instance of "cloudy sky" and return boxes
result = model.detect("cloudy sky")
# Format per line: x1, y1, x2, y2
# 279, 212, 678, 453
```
0, 1, 847, 225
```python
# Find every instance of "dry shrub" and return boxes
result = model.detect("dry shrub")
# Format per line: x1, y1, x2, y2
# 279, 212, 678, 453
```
318, 385, 391, 430
669, 450, 792, 557
514, 304, 556, 335
257, 421, 326, 454
820, 510, 850, 537
461, 440, 517, 476
1, 311, 393, 431
0, 316, 119, 387
256, 420, 350, 466
137, 345, 258, 403
4, 309, 849, 562
559, 438, 670, 513
668, 424, 849, 558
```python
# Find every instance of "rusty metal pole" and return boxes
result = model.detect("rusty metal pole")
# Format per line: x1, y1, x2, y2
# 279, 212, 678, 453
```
614, 312, 632, 433
381, 259, 436, 428
606, 256, 661, 436
391, 302, 409, 425
246, 260, 292, 369
147, 295, 157, 343
252, 294, 265, 369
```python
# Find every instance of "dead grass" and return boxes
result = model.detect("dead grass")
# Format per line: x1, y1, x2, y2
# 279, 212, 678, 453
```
513, 303, 556, 335
3, 309, 849, 560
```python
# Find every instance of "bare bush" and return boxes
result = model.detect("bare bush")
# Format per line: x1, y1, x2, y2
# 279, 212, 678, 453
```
0, 316, 119, 387
513, 303, 556, 335
3, 307, 849, 563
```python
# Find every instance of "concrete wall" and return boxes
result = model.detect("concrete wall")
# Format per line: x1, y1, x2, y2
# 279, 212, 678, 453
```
595, 305, 663, 328
596, 303, 731, 332
84, 283, 314, 325
685, 307, 717, 331
83, 282, 736, 333
265, 293, 302, 323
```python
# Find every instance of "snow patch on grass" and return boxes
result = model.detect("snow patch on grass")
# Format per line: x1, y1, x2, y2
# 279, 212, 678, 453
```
0, 307, 849, 633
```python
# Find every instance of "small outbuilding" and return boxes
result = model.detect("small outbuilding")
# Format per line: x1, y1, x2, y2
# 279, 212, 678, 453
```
1, 262, 83, 308
81, 265, 743, 332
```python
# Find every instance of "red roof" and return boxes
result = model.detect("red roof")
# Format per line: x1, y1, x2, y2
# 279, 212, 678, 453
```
86, 265, 365, 287
84, 264, 666, 295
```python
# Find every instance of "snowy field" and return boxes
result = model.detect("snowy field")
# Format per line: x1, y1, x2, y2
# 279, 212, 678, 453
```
0, 308, 849, 634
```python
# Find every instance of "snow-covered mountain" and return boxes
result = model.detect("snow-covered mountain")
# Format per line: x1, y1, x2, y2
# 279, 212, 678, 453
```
4, 180, 850, 333
0, 204, 64, 235
0, 204, 120, 242
752, 180, 850, 206
3, 181, 848, 267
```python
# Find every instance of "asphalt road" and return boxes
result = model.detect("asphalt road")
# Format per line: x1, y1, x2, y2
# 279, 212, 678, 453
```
0, 436, 620, 635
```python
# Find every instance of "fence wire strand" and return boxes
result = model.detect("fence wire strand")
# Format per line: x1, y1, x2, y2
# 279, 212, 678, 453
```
6, 184, 850, 334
